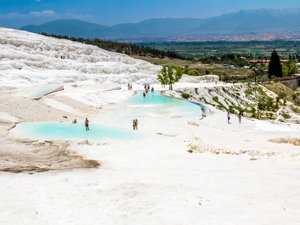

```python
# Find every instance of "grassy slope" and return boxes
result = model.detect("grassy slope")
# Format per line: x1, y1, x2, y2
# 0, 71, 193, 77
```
264, 82, 300, 105
133, 55, 254, 80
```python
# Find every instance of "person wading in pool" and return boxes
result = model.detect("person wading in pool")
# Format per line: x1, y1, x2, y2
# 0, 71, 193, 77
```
133, 119, 139, 130
85, 118, 90, 131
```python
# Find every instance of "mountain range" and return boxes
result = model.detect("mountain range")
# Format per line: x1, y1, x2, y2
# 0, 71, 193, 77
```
20, 8, 300, 41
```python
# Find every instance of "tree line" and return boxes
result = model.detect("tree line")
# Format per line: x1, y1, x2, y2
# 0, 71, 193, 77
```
201, 54, 248, 66
41, 33, 186, 60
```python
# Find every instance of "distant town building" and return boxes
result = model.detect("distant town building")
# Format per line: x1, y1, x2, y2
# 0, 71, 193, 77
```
223, 64, 236, 69
249, 59, 270, 64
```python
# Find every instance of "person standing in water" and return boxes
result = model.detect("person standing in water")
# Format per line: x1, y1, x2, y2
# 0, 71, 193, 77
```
85, 118, 89, 131
132, 119, 138, 130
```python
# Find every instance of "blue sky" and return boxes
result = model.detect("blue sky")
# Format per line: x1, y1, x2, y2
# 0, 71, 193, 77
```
0, 0, 299, 28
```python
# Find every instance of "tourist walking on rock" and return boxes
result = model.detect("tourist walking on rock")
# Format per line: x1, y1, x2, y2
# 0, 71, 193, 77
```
227, 112, 231, 124
200, 107, 206, 120
238, 112, 243, 124
85, 118, 90, 131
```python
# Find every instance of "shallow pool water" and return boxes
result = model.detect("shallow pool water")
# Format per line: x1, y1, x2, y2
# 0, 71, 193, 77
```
13, 122, 140, 141
12, 92, 203, 141
27, 84, 62, 99
126, 91, 202, 112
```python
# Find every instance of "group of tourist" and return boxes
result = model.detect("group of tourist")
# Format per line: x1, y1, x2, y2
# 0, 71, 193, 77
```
132, 119, 139, 130
227, 111, 243, 124
76, 82, 244, 133
72, 118, 90, 131
143, 84, 154, 97
76, 109, 242, 132
77, 83, 156, 132
73, 84, 244, 132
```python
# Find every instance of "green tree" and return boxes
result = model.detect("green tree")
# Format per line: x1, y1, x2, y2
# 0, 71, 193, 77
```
268, 50, 283, 79
167, 66, 174, 90
157, 66, 168, 88
175, 67, 183, 81
282, 63, 289, 76
288, 61, 298, 75
282, 61, 298, 76
157, 66, 183, 90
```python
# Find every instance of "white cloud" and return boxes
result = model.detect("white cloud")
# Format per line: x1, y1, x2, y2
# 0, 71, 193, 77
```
0, 10, 92, 20
29, 10, 56, 17
0, 10, 56, 19
0, 10, 93, 28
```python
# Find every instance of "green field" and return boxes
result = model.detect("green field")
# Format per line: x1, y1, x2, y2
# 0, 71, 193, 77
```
139, 41, 300, 59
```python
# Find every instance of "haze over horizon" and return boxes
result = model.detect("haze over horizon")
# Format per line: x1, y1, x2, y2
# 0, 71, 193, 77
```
1, 0, 300, 28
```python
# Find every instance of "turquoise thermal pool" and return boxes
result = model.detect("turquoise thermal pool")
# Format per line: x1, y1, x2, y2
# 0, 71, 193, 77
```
126, 91, 203, 113
12, 91, 204, 141
27, 84, 62, 99
12, 122, 140, 141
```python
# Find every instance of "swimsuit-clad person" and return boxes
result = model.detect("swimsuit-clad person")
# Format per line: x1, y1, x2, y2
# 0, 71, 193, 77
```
85, 118, 89, 131
132, 119, 139, 130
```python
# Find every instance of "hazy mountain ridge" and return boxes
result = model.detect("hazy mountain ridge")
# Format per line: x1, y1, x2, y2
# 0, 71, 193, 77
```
20, 9, 300, 40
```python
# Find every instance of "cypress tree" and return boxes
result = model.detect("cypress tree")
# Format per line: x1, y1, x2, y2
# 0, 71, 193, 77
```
268, 50, 283, 79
